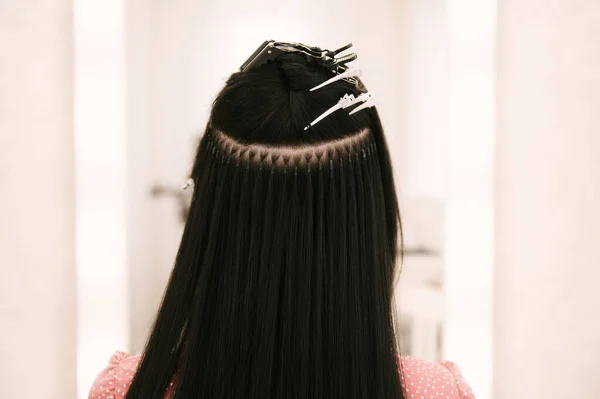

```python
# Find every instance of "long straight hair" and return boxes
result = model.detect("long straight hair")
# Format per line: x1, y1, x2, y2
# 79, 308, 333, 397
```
126, 53, 404, 399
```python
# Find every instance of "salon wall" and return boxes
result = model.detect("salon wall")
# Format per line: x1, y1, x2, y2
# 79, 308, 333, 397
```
495, 0, 600, 397
0, 1, 77, 398
403, 0, 448, 201
74, 0, 130, 397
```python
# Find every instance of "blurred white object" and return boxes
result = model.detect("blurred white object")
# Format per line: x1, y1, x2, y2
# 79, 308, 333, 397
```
395, 254, 444, 362
394, 198, 445, 361
401, 197, 445, 255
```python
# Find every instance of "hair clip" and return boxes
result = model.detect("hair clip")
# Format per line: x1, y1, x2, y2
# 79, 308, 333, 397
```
240, 40, 358, 75
304, 93, 357, 130
304, 92, 376, 130
348, 92, 376, 115
239, 40, 374, 131
310, 68, 363, 91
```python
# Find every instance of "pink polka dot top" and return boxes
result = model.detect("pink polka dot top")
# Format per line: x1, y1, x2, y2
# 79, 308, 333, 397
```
88, 351, 475, 399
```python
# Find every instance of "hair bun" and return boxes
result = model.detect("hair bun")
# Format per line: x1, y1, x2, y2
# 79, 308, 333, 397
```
277, 53, 324, 91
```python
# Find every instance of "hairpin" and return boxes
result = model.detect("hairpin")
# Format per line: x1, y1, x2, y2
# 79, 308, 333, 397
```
348, 92, 377, 115
303, 93, 355, 130
310, 68, 363, 91
304, 92, 376, 130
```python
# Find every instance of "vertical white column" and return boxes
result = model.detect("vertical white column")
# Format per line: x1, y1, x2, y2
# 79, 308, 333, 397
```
445, 1, 496, 398
125, 0, 155, 354
495, 1, 600, 397
75, 0, 129, 397
0, 1, 76, 398
404, 0, 449, 200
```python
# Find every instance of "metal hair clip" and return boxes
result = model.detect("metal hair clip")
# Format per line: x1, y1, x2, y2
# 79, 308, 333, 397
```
303, 93, 355, 130
304, 92, 376, 130
348, 92, 377, 115
310, 68, 363, 91
240, 40, 357, 75
239, 40, 374, 130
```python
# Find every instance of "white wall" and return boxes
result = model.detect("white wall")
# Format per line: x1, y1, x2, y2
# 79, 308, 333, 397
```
126, 0, 156, 355
495, 0, 600, 397
400, 0, 449, 254
404, 0, 448, 201
444, 1, 496, 398
0, 1, 77, 398
75, 0, 129, 396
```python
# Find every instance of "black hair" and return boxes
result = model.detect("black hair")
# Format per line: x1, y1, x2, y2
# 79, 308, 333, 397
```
126, 52, 404, 399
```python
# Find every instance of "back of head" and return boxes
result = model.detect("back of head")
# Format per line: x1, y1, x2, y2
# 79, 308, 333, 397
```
127, 46, 403, 399
211, 52, 370, 143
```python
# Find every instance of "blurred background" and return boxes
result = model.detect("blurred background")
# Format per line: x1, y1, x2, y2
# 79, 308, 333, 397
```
1, 0, 600, 398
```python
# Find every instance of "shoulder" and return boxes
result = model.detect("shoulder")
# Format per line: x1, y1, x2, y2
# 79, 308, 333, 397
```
89, 352, 474, 399
399, 356, 475, 399
88, 351, 141, 399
